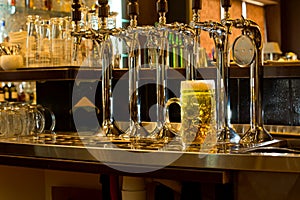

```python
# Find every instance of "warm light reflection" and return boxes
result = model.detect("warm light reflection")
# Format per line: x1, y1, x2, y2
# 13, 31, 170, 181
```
242, 1, 247, 18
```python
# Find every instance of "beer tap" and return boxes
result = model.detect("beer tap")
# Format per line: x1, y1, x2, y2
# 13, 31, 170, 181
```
126, 0, 147, 138
154, 0, 174, 138
213, 0, 241, 144
71, 0, 123, 136
155, 0, 205, 138
188, 0, 202, 81
71, 0, 82, 62
71, 0, 103, 63
97, 0, 124, 137
125, 0, 166, 139
231, 17, 273, 144
187, 0, 240, 145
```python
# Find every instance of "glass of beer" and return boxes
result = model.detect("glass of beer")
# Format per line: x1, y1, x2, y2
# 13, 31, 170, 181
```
165, 80, 217, 151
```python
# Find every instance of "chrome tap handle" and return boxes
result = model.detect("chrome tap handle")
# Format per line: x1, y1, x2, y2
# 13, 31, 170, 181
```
98, 0, 109, 29
157, 0, 168, 13
98, 0, 109, 17
156, 0, 168, 25
221, 0, 231, 19
221, 0, 231, 11
191, 0, 202, 22
127, 0, 139, 16
127, 0, 139, 27
192, 0, 202, 10
71, 0, 81, 25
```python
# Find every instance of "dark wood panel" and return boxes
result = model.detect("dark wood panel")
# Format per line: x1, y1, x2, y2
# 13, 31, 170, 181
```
265, 2, 281, 44
281, 0, 300, 57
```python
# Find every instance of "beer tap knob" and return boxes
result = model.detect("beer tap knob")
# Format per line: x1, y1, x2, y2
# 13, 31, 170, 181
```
98, 0, 109, 29
71, 0, 83, 62
156, 0, 168, 25
156, 0, 168, 13
192, 0, 202, 10
72, 0, 81, 30
221, 0, 231, 20
191, 0, 202, 22
221, 0, 231, 12
127, 0, 139, 27
98, 0, 109, 18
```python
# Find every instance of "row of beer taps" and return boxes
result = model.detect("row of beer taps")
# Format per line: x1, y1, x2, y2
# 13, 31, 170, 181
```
70, 0, 273, 148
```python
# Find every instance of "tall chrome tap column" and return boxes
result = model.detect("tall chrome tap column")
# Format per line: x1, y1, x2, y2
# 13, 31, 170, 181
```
71, 0, 82, 63
188, 0, 240, 145
188, 0, 202, 81
71, 0, 123, 136
98, 0, 123, 136
216, 0, 241, 144
231, 18, 272, 144
126, 0, 147, 138
155, 0, 172, 138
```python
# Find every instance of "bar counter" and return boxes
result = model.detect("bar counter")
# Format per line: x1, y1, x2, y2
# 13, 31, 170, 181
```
0, 63, 300, 179
0, 133, 299, 181
1, 63, 300, 199
3, 136, 300, 199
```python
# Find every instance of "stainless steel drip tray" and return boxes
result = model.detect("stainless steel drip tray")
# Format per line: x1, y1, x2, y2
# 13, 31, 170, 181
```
0, 124, 299, 154
232, 124, 300, 137
238, 146, 300, 154
235, 138, 300, 154
231, 124, 300, 154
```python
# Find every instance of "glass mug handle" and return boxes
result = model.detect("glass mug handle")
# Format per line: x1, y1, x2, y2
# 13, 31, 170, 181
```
165, 97, 181, 135
37, 105, 56, 133
34, 109, 45, 134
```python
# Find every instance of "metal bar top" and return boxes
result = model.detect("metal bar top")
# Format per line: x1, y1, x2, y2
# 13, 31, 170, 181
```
0, 137, 300, 175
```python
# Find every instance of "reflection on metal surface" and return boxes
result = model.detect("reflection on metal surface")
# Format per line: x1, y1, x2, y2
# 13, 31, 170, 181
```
0, 124, 299, 154
2, 131, 300, 174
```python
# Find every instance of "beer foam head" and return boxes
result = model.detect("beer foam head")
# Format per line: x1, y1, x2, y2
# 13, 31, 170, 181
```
181, 80, 215, 91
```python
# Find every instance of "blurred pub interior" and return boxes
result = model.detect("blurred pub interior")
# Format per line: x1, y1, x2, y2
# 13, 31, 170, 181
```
0, 0, 300, 200
1, 0, 300, 130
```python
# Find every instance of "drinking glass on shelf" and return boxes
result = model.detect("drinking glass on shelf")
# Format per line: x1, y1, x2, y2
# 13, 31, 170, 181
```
37, 19, 51, 67
62, 17, 73, 66
50, 18, 64, 66
26, 15, 40, 68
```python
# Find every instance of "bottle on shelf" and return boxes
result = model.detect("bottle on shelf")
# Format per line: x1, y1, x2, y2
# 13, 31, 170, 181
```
0, 19, 8, 43
3, 82, 10, 101
18, 83, 25, 102
23, 82, 36, 104
25, 0, 34, 8
0, 83, 5, 102
9, 82, 18, 102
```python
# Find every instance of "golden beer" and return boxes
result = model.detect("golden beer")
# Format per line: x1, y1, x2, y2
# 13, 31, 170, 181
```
180, 80, 216, 148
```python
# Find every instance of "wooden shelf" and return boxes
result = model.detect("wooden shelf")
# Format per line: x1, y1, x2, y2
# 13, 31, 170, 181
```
0, 64, 299, 82
0, 67, 187, 82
